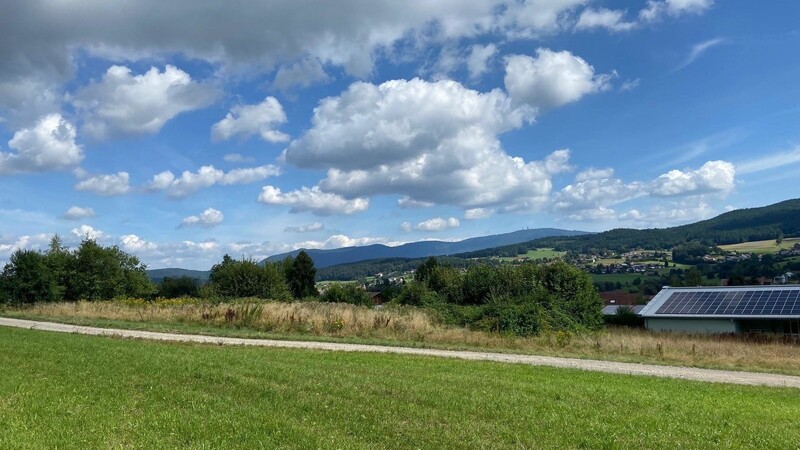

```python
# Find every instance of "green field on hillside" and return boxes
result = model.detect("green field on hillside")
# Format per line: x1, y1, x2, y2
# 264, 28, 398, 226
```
1, 327, 799, 448
590, 273, 654, 284
720, 238, 800, 255
498, 248, 566, 261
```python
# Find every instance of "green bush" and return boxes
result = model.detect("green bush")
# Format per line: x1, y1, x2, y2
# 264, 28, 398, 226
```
158, 276, 200, 298
396, 282, 441, 307
207, 256, 291, 300
478, 295, 541, 336
404, 260, 603, 335
319, 283, 372, 306
604, 305, 644, 327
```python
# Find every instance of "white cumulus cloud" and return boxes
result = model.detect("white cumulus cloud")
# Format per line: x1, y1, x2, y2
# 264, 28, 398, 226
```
181, 208, 224, 228
464, 208, 495, 220
71, 224, 107, 241
575, 8, 637, 32
497, 0, 586, 38
74, 172, 130, 196
640, 0, 714, 22
211, 96, 289, 143
619, 200, 717, 227
554, 169, 645, 212
119, 234, 158, 252
504, 49, 614, 111
258, 185, 369, 216
0, 234, 51, 259
650, 160, 735, 197
63, 206, 95, 220
71, 65, 217, 140
0, 1, 715, 123
466, 43, 498, 79
0, 114, 82, 174
284, 77, 580, 213
148, 164, 280, 198
416, 217, 460, 232
554, 161, 735, 221
292, 234, 402, 250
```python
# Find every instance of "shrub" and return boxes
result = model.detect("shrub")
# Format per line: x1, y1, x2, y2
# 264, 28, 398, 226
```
207, 256, 291, 300
158, 276, 200, 298
319, 283, 372, 306
605, 305, 644, 327
478, 295, 541, 336
408, 260, 604, 335
396, 282, 440, 307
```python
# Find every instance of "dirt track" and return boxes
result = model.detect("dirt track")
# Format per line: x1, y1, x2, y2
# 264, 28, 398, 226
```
2, 316, 799, 388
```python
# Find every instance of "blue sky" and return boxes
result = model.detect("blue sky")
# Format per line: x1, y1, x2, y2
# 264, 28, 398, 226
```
1, 0, 799, 270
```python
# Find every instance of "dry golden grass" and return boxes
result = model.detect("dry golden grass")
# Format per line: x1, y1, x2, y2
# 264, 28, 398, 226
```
557, 328, 800, 375
7, 299, 800, 375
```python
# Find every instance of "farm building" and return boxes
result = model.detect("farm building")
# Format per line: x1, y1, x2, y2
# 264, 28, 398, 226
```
601, 305, 646, 316
639, 286, 800, 336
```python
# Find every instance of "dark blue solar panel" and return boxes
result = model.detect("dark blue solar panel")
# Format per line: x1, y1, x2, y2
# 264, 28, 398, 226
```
655, 289, 800, 316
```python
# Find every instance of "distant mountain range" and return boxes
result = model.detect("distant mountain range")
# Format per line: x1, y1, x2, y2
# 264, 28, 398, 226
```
147, 268, 210, 283
458, 198, 800, 258
147, 198, 800, 283
262, 228, 590, 269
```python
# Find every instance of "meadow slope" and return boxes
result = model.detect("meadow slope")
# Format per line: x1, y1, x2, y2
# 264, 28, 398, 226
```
1, 327, 800, 449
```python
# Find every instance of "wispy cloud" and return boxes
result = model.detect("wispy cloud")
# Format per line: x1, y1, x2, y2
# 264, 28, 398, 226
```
619, 78, 640, 92
648, 128, 747, 170
736, 146, 800, 175
674, 38, 725, 72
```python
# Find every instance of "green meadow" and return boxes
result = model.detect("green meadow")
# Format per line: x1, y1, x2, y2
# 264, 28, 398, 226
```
1, 326, 799, 449
498, 248, 566, 261
719, 238, 800, 255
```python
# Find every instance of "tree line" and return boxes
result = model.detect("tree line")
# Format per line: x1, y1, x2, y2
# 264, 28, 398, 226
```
315, 256, 481, 281
1, 238, 605, 336
0, 236, 154, 304
395, 257, 603, 336
203, 252, 318, 300
0, 237, 320, 305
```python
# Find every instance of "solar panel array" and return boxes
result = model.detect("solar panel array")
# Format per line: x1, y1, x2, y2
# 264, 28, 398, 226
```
655, 289, 800, 316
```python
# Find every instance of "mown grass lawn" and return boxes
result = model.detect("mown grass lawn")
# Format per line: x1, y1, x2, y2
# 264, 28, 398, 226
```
1, 327, 799, 449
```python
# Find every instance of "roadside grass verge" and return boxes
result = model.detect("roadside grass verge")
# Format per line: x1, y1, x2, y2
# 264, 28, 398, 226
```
1, 327, 799, 449
4, 300, 800, 376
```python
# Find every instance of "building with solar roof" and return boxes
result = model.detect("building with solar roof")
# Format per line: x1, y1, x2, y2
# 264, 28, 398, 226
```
639, 285, 800, 336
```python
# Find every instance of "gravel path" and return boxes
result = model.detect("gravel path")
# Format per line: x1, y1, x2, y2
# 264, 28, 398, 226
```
3, 316, 800, 388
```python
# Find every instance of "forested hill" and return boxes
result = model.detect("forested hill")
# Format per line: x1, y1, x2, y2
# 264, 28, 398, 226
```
263, 228, 589, 268
315, 256, 474, 281
147, 268, 210, 283
459, 198, 800, 257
